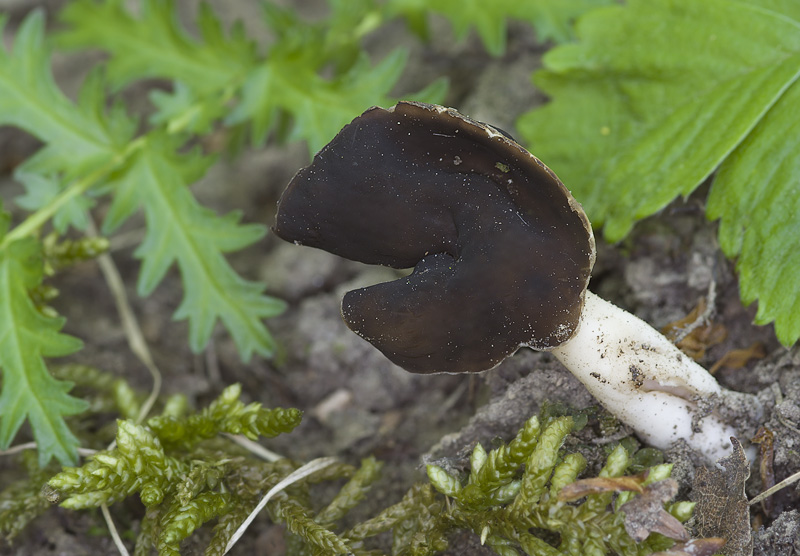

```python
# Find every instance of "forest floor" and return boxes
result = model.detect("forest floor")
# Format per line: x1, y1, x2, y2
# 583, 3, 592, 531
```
0, 1, 798, 555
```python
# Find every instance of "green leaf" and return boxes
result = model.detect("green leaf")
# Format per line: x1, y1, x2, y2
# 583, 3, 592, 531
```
149, 83, 227, 136
387, 0, 612, 54
315, 456, 383, 526
513, 0, 614, 44
0, 13, 133, 231
102, 135, 286, 360
56, 0, 254, 139
58, 0, 253, 137
0, 236, 87, 466
261, 0, 381, 73
233, 0, 448, 152
518, 0, 800, 345
708, 80, 800, 345
56, 0, 256, 93
56, 0, 445, 154
427, 465, 462, 497
387, 0, 509, 55
230, 49, 416, 153
0, 12, 132, 180
2, 10, 285, 360
14, 172, 94, 233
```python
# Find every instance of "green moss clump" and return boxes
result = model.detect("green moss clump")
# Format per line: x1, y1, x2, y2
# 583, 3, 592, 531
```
146, 384, 302, 450
0, 452, 55, 541
45, 383, 307, 553
418, 415, 691, 556
23, 372, 697, 556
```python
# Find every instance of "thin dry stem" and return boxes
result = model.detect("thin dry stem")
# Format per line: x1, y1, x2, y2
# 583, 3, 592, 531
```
672, 280, 717, 344
223, 457, 339, 554
87, 218, 162, 428
221, 433, 283, 462
749, 470, 800, 506
101, 503, 130, 556
88, 217, 162, 556
0, 443, 97, 458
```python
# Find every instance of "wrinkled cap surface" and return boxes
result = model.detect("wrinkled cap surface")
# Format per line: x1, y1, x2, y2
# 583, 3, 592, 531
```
273, 101, 595, 374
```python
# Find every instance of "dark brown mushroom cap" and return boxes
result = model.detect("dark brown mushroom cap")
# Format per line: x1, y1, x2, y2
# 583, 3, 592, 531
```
273, 101, 595, 374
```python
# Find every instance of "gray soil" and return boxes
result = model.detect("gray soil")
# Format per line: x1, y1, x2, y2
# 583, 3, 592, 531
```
0, 1, 798, 555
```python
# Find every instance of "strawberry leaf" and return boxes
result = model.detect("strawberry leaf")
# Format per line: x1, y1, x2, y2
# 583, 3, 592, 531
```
518, 0, 800, 346
708, 76, 800, 346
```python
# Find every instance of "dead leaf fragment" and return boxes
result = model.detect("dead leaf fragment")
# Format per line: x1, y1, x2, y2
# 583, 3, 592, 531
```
750, 427, 775, 516
620, 479, 689, 542
557, 475, 644, 501
691, 437, 752, 556
709, 342, 766, 375
662, 299, 727, 360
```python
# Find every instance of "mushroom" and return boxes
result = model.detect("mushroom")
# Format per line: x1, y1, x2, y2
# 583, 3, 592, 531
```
273, 101, 749, 462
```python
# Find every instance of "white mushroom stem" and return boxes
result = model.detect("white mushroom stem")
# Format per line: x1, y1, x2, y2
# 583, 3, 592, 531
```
550, 291, 741, 462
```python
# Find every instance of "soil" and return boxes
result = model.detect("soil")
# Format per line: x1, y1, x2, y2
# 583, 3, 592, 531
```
1, 1, 798, 555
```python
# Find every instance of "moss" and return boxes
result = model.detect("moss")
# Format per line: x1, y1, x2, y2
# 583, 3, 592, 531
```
27, 369, 698, 555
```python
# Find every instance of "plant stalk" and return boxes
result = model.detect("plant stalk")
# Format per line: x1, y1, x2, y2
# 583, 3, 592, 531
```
0, 138, 145, 249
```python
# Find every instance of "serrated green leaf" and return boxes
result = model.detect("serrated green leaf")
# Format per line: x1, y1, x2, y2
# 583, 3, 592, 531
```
0, 14, 133, 233
56, 0, 256, 93
149, 83, 227, 135
280, 51, 405, 149
56, 0, 445, 154
0, 12, 132, 181
387, 0, 612, 54
102, 135, 286, 360
708, 79, 800, 345
387, 0, 509, 55
231, 49, 431, 153
14, 172, 94, 233
513, 0, 614, 44
518, 0, 800, 345
2, 9, 285, 360
0, 237, 87, 466
261, 0, 381, 73
58, 0, 250, 137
